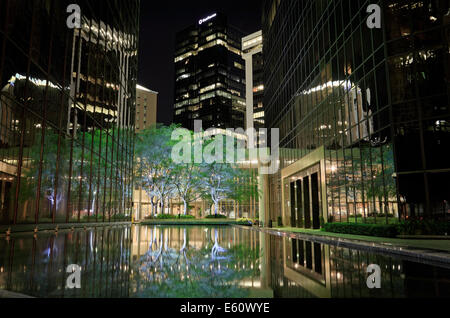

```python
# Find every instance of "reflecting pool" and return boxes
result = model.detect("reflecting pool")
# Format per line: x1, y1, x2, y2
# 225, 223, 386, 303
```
0, 225, 449, 298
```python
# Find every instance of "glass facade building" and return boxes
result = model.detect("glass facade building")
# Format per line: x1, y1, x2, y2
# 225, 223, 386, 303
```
0, 0, 140, 225
262, 0, 450, 227
173, 13, 246, 131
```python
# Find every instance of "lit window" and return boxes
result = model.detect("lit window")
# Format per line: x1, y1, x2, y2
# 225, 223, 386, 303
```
253, 85, 264, 93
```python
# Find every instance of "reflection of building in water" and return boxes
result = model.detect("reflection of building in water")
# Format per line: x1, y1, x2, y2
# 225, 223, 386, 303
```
0, 0, 139, 225
267, 235, 450, 298
263, 0, 450, 228
0, 227, 132, 297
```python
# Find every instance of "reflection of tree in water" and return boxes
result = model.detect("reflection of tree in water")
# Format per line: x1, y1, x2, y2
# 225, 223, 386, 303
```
133, 228, 259, 298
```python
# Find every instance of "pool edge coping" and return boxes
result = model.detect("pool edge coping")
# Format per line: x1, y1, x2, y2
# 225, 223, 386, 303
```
236, 226, 450, 268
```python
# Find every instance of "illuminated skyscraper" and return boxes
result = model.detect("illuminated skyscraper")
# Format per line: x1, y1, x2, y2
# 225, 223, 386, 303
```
0, 0, 140, 225
135, 85, 158, 132
262, 0, 450, 227
173, 13, 246, 131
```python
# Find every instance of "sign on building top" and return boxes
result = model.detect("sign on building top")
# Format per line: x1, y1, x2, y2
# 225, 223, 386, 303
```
199, 13, 217, 25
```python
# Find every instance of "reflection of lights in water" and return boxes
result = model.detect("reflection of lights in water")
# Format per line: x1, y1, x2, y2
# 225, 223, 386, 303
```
337, 272, 342, 279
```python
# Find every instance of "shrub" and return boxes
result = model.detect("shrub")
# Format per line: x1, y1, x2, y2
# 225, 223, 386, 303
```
323, 222, 399, 238
154, 214, 195, 220
237, 218, 253, 225
81, 215, 96, 222
112, 214, 129, 221
397, 220, 450, 236
277, 216, 283, 227
178, 215, 195, 219
205, 214, 227, 219
156, 214, 177, 219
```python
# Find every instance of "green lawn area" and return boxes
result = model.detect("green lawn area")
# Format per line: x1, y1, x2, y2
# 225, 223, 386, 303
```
275, 227, 450, 252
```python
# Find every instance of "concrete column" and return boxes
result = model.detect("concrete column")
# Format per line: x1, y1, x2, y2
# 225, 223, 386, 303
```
243, 54, 254, 134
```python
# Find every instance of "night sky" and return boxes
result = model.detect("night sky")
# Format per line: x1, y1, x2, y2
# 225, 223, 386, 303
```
138, 0, 263, 125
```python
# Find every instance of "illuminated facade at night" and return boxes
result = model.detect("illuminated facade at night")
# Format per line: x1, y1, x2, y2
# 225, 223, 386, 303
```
135, 85, 158, 132
262, 0, 450, 227
173, 13, 246, 131
0, 0, 139, 225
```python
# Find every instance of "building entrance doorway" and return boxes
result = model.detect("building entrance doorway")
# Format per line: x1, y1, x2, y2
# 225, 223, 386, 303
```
285, 164, 322, 230
0, 173, 13, 225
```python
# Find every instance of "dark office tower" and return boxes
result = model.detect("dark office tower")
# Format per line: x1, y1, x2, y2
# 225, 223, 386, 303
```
262, 0, 450, 228
0, 0, 139, 225
173, 13, 246, 131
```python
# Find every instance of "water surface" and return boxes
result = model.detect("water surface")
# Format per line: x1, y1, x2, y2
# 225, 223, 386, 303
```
0, 225, 448, 298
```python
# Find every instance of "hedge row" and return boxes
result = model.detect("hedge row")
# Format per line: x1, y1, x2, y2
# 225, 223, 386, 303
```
205, 214, 228, 219
397, 220, 450, 236
323, 223, 399, 238
153, 214, 196, 220
323, 220, 450, 238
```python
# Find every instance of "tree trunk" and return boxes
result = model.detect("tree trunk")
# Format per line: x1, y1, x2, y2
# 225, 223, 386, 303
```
183, 199, 188, 216
160, 198, 165, 215
151, 197, 158, 216
214, 200, 219, 216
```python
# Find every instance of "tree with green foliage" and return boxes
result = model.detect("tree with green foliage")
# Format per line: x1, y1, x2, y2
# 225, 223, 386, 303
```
135, 125, 179, 215
171, 129, 205, 215
20, 129, 69, 220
